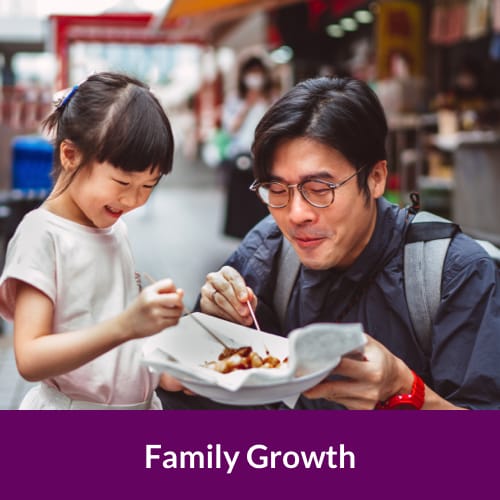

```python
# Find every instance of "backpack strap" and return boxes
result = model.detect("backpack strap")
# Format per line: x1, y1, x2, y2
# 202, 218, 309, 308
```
475, 239, 500, 264
273, 210, 463, 355
273, 238, 301, 329
404, 211, 460, 356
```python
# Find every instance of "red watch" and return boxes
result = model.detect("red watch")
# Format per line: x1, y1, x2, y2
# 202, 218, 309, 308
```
375, 370, 425, 410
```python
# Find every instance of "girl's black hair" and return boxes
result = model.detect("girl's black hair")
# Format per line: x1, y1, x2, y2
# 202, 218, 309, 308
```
252, 77, 388, 200
42, 72, 174, 190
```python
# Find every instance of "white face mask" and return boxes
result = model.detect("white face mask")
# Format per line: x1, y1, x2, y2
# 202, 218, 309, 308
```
244, 74, 265, 90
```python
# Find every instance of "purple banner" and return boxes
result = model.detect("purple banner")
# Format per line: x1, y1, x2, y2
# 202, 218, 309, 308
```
0, 410, 497, 498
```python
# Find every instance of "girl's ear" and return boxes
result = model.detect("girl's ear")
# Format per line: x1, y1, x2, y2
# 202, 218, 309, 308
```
59, 140, 82, 173
369, 160, 388, 199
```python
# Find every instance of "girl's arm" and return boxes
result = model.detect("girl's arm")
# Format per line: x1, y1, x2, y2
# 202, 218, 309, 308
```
14, 279, 184, 381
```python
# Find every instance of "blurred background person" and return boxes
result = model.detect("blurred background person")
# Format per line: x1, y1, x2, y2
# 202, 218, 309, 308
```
220, 55, 274, 239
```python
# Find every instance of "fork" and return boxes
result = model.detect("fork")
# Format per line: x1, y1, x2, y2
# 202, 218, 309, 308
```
141, 272, 231, 349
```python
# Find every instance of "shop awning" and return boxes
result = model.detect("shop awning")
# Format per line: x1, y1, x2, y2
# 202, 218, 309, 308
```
151, 0, 307, 42
166, 0, 274, 19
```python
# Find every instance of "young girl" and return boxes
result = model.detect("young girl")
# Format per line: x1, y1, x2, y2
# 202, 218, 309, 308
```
0, 72, 184, 409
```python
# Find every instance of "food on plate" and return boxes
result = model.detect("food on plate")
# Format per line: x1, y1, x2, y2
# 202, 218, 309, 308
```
205, 345, 286, 374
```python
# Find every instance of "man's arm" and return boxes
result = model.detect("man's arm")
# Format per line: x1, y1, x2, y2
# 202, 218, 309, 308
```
431, 235, 500, 409
303, 335, 466, 410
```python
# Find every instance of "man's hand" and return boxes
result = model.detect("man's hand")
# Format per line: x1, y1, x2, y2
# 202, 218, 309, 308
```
200, 265, 257, 326
303, 334, 413, 410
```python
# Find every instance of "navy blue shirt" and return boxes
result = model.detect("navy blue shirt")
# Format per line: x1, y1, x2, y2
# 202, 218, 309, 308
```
224, 197, 500, 409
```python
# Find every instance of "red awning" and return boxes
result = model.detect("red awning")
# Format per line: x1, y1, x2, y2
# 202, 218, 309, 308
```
150, 0, 307, 42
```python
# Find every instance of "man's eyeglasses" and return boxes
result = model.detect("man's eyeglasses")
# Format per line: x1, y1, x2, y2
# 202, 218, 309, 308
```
249, 168, 363, 209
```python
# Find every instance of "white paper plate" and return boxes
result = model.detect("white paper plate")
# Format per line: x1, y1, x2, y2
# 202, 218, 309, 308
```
142, 313, 365, 406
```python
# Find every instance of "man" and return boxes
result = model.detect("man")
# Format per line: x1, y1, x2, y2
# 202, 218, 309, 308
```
163, 77, 500, 410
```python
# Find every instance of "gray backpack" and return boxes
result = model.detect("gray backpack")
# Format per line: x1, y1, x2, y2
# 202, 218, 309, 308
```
274, 211, 500, 357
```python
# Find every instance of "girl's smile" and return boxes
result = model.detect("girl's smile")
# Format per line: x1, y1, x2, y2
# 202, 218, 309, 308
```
104, 205, 124, 219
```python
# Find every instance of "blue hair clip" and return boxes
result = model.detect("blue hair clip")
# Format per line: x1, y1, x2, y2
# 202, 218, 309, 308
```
57, 84, 79, 110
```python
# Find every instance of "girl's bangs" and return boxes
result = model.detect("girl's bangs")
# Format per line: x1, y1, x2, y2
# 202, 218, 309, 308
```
98, 90, 173, 174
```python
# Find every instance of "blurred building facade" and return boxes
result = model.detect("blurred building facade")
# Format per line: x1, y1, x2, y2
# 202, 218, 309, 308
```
0, 0, 500, 240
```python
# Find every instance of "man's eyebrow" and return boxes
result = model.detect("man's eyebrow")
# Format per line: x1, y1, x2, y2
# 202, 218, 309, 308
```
269, 171, 336, 182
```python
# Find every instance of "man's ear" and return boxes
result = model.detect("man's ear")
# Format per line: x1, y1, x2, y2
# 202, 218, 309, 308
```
369, 160, 388, 199
59, 140, 82, 173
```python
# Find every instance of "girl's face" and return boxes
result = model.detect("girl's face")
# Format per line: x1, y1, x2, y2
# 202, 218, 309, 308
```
54, 160, 161, 228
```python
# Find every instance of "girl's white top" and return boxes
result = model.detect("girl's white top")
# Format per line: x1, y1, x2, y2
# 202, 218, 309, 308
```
0, 208, 160, 404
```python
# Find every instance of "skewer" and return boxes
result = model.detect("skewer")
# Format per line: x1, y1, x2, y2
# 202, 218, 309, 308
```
246, 300, 261, 331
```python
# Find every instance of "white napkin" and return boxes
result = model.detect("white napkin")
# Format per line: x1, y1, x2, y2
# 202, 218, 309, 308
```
287, 322, 366, 376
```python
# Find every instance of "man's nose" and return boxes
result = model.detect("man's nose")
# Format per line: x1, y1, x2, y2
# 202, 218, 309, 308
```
287, 188, 316, 223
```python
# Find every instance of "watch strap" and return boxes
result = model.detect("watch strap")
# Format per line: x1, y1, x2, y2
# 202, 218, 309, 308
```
375, 370, 425, 410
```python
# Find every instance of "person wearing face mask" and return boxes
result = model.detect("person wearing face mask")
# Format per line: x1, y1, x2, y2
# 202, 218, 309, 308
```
221, 56, 274, 238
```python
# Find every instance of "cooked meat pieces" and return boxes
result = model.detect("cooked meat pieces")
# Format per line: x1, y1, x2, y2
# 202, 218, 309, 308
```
218, 346, 252, 360
206, 345, 283, 374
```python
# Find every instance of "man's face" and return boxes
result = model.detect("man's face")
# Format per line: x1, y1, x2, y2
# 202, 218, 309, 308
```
268, 137, 386, 270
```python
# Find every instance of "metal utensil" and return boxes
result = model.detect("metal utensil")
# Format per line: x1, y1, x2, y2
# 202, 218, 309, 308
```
183, 309, 231, 349
142, 272, 231, 349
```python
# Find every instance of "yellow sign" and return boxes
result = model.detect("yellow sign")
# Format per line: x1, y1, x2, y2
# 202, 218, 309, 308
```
376, 1, 424, 79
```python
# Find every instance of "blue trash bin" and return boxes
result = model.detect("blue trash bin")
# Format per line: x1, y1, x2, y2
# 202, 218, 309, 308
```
11, 135, 54, 191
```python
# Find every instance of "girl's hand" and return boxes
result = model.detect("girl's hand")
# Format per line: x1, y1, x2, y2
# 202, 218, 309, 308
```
123, 279, 184, 339
159, 372, 184, 392
200, 265, 257, 326
159, 373, 196, 396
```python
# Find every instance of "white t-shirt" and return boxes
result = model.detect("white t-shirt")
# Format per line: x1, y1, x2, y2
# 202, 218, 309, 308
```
0, 208, 160, 405
222, 94, 269, 158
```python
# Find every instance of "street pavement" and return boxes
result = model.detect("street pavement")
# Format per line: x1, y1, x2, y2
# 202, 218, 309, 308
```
0, 150, 241, 409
